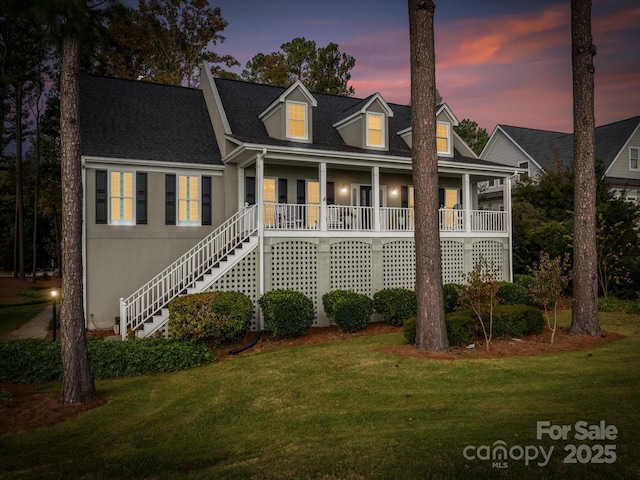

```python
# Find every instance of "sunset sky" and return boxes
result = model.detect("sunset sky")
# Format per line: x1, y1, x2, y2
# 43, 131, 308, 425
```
208, 0, 640, 134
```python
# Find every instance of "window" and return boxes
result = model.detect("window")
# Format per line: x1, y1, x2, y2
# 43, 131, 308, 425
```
518, 161, 529, 181
366, 112, 384, 147
287, 101, 307, 139
178, 175, 200, 225
436, 122, 450, 154
307, 180, 320, 227
110, 171, 134, 225
263, 177, 277, 226
631, 147, 639, 170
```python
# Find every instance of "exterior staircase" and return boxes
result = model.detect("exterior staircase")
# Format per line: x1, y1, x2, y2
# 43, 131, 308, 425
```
119, 204, 259, 339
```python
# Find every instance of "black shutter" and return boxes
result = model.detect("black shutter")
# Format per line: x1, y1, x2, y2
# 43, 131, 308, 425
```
401, 186, 408, 208
278, 178, 288, 203
165, 174, 176, 225
296, 180, 306, 204
202, 176, 212, 225
326, 181, 335, 205
136, 172, 147, 225
95, 170, 107, 224
246, 176, 256, 205
438, 188, 445, 208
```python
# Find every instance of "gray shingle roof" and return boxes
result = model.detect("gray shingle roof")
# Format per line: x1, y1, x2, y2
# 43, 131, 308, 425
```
499, 116, 640, 171
80, 75, 221, 166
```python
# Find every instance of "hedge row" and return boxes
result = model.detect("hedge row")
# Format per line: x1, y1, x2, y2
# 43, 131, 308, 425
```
403, 304, 545, 347
0, 338, 215, 385
323, 290, 373, 332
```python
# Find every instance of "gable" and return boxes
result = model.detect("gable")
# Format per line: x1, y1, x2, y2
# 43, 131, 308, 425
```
604, 119, 640, 180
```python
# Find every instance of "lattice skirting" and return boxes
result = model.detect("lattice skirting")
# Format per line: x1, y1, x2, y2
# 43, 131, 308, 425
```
209, 237, 508, 328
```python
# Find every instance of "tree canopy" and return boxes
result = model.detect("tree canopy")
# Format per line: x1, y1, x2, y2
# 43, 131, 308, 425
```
91, 0, 238, 87
453, 119, 488, 156
241, 37, 356, 96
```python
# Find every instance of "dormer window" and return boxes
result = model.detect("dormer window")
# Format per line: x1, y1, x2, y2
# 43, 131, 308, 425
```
631, 147, 638, 170
436, 122, 451, 154
287, 101, 307, 140
366, 112, 385, 148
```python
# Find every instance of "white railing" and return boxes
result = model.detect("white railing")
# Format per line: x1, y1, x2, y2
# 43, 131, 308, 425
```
119, 204, 258, 339
470, 209, 506, 232
260, 203, 506, 234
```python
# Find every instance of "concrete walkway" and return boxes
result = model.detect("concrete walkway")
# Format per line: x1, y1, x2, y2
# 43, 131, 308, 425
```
7, 304, 52, 340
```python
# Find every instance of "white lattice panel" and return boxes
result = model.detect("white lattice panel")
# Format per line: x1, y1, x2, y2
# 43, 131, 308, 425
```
271, 241, 319, 325
210, 249, 259, 330
382, 240, 416, 289
330, 241, 372, 296
441, 240, 464, 284
472, 240, 504, 280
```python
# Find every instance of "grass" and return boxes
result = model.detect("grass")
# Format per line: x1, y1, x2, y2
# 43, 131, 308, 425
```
1, 311, 639, 479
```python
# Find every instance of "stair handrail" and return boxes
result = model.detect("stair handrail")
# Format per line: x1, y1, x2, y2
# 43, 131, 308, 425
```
119, 204, 258, 339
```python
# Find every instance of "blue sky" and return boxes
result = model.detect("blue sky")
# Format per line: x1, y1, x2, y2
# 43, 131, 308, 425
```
137, 0, 640, 133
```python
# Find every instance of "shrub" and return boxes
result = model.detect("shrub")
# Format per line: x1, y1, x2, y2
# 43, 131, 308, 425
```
446, 311, 477, 347
403, 316, 417, 345
169, 291, 253, 346
373, 288, 416, 326
0, 338, 214, 385
443, 283, 461, 313
0, 389, 14, 409
259, 289, 315, 339
514, 274, 535, 291
497, 282, 531, 305
324, 290, 373, 332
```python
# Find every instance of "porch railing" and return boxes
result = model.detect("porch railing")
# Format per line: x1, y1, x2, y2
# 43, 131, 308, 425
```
263, 203, 506, 233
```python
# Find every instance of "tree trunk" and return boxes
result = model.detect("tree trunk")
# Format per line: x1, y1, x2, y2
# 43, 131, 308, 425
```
32, 119, 41, 283
59, 9, 96, 404
569, 0, 602, 336
15, 82, 26, 281
409, 0, 449, 352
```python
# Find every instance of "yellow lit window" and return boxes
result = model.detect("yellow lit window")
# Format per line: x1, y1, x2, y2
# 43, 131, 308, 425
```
436, 122, 450, 153
287, 102, 306, 139
263, 178, 276, 226
367, 113, 384, 147
178, 175, 199, 225
307, 180, 320, 227
110, 171, 134, 224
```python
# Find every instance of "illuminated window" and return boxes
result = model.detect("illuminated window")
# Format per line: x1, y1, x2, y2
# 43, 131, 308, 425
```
307, 180, 320, 227
287, 102, 307, 139
263, 178, 276, 226
367, 113, 384, 147
436, 122, 450, 154
178, 175, 200, 225
631, 147, 639, 170
408, 185, 415, 228
110, 171, 134, 224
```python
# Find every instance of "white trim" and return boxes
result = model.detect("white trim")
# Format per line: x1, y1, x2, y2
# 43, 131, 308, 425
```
487, 126, 545, 172
258, 80, 317, 121
82, 156, 224, 173
629, 146, 639, 171
82, 161, 87, 328
201, 60, 232, 135
107, 169, 136, 226
603, 120, 640, 176
332, 93, 394, 129
436, 104, 459, 126
437, 121, 453, 156
176, 173, 202, 226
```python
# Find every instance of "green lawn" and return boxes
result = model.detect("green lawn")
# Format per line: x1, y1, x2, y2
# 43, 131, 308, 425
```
1, 311, 639, 479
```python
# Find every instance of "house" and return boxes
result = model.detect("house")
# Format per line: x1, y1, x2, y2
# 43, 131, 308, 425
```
479, 117, 640, 210
79, 62, 521, 338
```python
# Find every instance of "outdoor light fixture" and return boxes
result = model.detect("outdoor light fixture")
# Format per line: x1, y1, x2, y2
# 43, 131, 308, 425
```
51, 290, 58, 341
341, 185, 347, 194
391, 188, 398, 196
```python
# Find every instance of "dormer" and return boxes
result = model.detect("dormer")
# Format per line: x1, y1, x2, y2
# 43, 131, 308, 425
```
258, 80, 317, 143
332, 93, 394, 151
397, 104, 459, 157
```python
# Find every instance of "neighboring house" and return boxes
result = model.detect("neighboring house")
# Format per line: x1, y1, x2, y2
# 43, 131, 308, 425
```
80, 62, 520, 338
479, 116, 640, 210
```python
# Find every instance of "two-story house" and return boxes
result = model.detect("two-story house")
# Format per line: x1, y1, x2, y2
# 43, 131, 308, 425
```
479, 116, 640, 210
80, 62, 520, 338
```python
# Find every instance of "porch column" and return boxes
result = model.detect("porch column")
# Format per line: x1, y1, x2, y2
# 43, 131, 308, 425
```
463, 173, 471, 232
237, 167, 245, 209
256, 150, 265, 330
319, 162, 327, 231
504, 173, 513, 281
372, 166, 380, 231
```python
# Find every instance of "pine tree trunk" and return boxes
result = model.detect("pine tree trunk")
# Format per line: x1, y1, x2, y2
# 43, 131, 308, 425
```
59, 15, 96, 404
570, 0, 602, 336
409, 0, 449, 352
15, 82, 25, 281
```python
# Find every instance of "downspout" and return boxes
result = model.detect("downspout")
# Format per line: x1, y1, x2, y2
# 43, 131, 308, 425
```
507, 170, 518, 282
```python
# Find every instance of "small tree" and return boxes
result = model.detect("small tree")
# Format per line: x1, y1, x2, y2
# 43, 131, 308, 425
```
529, 252, 571, 344
459, 258, 499, 351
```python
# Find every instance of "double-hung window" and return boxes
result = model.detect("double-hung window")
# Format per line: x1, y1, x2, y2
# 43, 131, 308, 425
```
287, 101, 307, 139
178, 175, 200, 225
436, 122, 451, 154
110, 171, 134, 225
631, 147, 639, 170
366, 112, 384, 148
